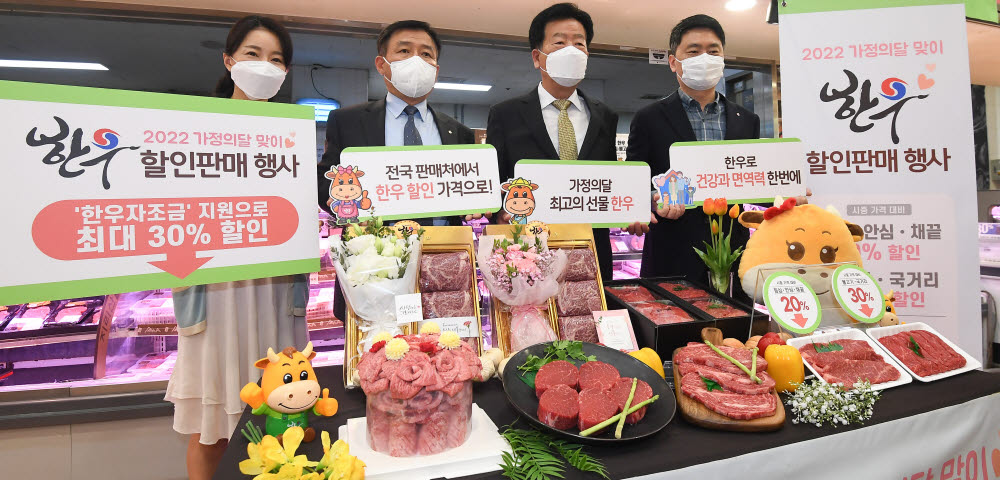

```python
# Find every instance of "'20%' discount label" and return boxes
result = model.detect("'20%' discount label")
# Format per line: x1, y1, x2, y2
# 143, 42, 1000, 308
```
832, 264, 885, 323
763, 271, 822, 334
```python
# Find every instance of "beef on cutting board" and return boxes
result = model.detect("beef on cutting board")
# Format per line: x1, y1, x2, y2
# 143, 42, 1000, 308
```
537, 384, 580, 430
675, 342, 768, 375
676, 363, 775, 395
534, 360, 580, 398
579, 361, 621, 392
680, 372, 776, 420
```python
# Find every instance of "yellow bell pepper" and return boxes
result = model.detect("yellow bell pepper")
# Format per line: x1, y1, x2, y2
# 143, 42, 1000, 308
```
764, 344, 804, 393
629, 348, 665, 379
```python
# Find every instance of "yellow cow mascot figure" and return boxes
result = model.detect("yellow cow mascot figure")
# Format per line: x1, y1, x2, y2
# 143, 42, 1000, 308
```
240, 342, 339, 442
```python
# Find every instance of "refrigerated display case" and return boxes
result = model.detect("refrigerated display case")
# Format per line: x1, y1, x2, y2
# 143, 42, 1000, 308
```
978, 221, 1000, 368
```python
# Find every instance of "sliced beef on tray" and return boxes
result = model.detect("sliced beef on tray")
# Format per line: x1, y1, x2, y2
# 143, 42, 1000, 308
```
631, 301, 694, 325
537, 384, 580, 430
878, 330, 966, 376
604, 285, 658, 303
690, 299, 747, 319
798, 339, 899, 387
558, 315, 599, 343
563, 248, 598, 282
579, 361, 621, 392
421, 291, 473, 319
534, 360, 580, 398
578, 388, 618, 432
675, 342, 768, 375
556, 280, 603, 316
419, 252, 473, 292
676, 363, 776, 395
680, 372, 776, 420
609, 377, 653, 424
657, 282, 710, 300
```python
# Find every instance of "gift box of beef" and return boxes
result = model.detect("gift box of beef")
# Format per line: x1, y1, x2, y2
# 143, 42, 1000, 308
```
603, 277, 765, 358
342, 226, 483, 387
483, 223, 607, 356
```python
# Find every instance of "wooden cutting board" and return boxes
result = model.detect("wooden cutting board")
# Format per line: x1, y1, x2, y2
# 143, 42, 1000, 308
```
672, 348, 785, 432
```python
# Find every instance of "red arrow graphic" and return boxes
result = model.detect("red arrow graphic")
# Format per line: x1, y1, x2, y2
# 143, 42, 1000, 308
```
791, 313, 809, 328
859, 303, 875, 317
149, 249, 214, 279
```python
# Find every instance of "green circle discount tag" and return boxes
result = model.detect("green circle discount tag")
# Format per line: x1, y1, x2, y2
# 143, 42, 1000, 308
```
832, 264, 885, 324
763, 271, 822, 334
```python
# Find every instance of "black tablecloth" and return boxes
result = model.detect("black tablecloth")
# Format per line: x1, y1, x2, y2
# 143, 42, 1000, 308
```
214, 366, 1000, 480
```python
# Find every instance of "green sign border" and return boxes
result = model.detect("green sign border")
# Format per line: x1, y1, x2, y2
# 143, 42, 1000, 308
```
831, 264, 886, 324
671, 138, 801, 147
0, 80, 314, 120
0, 258, 319, 305
779, 0, 996, 23
763, 271, 823, 334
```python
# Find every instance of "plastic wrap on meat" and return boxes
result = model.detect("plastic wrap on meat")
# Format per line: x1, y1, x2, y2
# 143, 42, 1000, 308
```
562, 248, 598, 282
422, 291, 473, 319
558, 315, 599, 343
420, 252, 473, 292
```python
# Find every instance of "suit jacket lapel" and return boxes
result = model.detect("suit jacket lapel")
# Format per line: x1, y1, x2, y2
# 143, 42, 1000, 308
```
661, 92, 697, 142
578, 89, 605, 160
519, 89, 559, 159
722, 94, 744, 140
429, 106, 459, 145
362, 98, 386, 146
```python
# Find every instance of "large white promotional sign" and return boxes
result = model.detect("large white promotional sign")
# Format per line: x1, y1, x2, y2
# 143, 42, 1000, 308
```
779, 2, 981, 359
0, 81, 319, 304
510, 160, 651, 227
662, 139, 806, 208
334, 145, 501, 223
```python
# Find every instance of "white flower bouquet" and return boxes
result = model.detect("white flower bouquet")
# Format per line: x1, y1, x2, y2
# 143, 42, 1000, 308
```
787, 378, 880, 427
332, 218, 423, 354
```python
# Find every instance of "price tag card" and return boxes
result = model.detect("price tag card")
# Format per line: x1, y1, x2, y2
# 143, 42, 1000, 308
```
420, 317, 477, 338
659, 138, 806, 209
832, 264, 885, 323
510, 160, 651, 227
335, 145, 501, 223
394, 293, 423, 325
594, 309, 638, 352
763, 271, 822, 334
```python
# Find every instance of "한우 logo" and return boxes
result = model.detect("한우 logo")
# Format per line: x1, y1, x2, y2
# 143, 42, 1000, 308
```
879, 77, 907, 101
819, 68, 933, 144
91, 128, 121, 150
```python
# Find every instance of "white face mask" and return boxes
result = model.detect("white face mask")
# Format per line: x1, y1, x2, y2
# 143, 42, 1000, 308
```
678, 53, 725, 91
382, 55, 438, 99
539, 46, 588, 87
230, 60, 286, 100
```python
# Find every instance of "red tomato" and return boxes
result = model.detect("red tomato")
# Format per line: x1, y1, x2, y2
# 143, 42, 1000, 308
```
756, 332, 785, 357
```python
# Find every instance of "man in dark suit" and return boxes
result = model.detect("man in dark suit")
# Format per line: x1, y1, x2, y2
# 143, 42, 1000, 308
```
625, 15, 760, 300
486, 3, 619, 280
318, 20, 474, 320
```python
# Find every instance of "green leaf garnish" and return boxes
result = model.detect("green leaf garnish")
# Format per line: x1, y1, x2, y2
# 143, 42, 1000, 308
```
500, 423, 609, 480
701, 375, 723, 392
908, 335, 924, 358
517, 341, 594, 380
813, 341, 844, 353
673, 285, 686, 291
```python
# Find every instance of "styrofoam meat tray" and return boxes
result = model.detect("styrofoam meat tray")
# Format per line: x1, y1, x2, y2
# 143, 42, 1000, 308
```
865, 322, 981, 382
786, 328, 912, 391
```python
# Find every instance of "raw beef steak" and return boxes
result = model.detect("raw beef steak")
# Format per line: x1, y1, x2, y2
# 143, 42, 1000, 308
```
798, 340, 899, 388
563, 248, 598, 281
675, 343, 768, 375
676, 363, 775, 395
579, 361, 621, 392
420, 252, 472, 292
878, 330, 966, 377
558, 315, 599, 343
534, 360, 580, 398
609, 377, 653, 424
680, 372, 776, 420
537, 384, 579, 430
605, 285, 658, 303
577, 388, 618, 432
632, 301, 694, 325
421, 291, 473, 319
657, 282, 710, 300
556, 280, 603, 316
690, 299, 747, 318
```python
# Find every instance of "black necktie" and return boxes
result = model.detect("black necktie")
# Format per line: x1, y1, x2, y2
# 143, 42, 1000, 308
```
403, 105, 423, 146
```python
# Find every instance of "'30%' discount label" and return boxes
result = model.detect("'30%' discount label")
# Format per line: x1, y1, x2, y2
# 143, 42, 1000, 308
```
832, 264, 885, 323
763, 271, 822, 334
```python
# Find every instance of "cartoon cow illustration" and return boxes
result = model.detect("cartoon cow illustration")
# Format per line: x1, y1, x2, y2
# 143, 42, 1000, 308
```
501, 177, 539, 225
239, 342, 339, 442
738, 198, 866, 326
325, 165, 372, 225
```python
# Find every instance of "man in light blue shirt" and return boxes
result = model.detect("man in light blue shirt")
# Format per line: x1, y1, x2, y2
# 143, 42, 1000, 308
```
384, 90, 442, 147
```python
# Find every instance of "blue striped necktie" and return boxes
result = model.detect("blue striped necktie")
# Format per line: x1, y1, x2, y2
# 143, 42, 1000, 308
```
403, 105, 423, 146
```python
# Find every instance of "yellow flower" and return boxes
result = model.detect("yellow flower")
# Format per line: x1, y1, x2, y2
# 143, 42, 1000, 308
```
260, 435, 289, 467
711, 219, 719, 234
439, 331, 461, 349
728, 204, 740, 219
240, 441, 280, 476
384, 338, 409, 360
252, 463, 304, 480
370, 331, 392, 344
419, 322, 440, 334
317, 432, 366, 480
